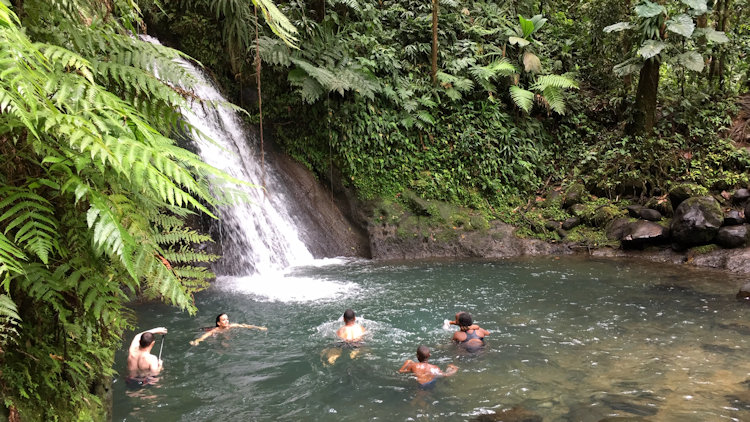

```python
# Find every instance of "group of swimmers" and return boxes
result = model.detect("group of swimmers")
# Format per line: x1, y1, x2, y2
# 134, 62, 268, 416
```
125, 313, 266, 385
125, 309, 487, 388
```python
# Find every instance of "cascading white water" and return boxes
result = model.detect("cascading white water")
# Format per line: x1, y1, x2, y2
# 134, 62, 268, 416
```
178, 68, 316, 276
143, 36, 357, 301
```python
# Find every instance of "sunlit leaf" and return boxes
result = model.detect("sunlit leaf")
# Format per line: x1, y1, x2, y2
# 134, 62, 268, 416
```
674, 51, 704, 72
635, 1, 665, 18
666, 14, 694, 38
637, 40, 667, 59
681, 0, 708, 15
603, 22, 632, 33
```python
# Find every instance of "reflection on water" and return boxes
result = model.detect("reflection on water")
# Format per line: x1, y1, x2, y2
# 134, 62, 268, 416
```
112, 256, 750, 421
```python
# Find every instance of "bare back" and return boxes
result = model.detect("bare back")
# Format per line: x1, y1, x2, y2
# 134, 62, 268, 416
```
337, 323, 365, 342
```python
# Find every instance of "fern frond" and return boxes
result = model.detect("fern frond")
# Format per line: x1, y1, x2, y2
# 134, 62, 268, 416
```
531, 74, 579, 91
470, 59, 516, 81
0, 186, 60, 264
509, 85, 534, 113
541, 86, 566, 115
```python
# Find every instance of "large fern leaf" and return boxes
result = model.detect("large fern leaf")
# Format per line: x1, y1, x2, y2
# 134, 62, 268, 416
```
509, 85, 534, 113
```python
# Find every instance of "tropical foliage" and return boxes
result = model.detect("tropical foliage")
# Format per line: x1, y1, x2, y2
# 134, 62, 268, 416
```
0, 0, 247, 419
1, 0, 749, 417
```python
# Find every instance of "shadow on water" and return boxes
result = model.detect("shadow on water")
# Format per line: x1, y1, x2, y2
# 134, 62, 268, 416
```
112, 257, 750, 421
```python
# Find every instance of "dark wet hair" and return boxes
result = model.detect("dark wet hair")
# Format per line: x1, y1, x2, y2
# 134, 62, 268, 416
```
139, 332, 155, 348
216, 313, 227, 327
343, 309, 355, 323
458, 312, 473, 328
417, 345, 430, 362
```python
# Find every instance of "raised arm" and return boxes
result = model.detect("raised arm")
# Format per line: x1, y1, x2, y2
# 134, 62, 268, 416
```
129, 327, 167, 353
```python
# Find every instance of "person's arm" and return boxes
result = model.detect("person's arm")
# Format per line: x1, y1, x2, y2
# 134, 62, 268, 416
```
398, 360, 415, 373
478, 327, 490, 336
232, 323, 267, 331
452, 332, 463, 343
442, 364, 458, 377
190, 329, 215, 346
130, 327, 168, 353
147, 354, 163, 375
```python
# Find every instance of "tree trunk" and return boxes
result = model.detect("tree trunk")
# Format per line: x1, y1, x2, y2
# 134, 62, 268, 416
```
312, 0, 325, 22
628, 57, 661, 135
709, 0, 731, 86
431, 0, 438, 86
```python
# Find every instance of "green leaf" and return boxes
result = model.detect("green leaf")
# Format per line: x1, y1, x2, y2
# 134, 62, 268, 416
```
681, 0, 708, 15
674, 51, 704, 72
508, 36, 530, 47
637, 40, 667, 59
603, 22, 632, 33
666, 14, 695, 38
635, 1, 665, 18
518, 15, 535, 38
613, 59, 643, 77
699, 28, 730, 43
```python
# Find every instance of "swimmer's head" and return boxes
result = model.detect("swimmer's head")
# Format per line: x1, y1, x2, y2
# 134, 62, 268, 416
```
139, 332, 155, 349
216, 313, 229, 328
343, 309, 356, 323
458, 312, 473, 328
417, 345, 430, 362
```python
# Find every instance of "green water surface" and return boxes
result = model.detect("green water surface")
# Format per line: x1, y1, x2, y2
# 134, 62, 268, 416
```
112, 256, 750, 421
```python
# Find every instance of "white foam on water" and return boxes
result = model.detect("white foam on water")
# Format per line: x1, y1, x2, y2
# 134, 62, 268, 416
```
215, 272, 359, 302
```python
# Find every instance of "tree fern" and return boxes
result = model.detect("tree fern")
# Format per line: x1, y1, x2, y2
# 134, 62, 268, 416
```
0, 1, 256, 418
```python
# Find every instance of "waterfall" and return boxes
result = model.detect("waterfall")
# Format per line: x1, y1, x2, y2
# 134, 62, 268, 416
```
178, 70, 316, 276
143, 36, 357, 301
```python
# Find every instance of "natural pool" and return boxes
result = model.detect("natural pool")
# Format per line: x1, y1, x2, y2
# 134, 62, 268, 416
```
112, 256, 750, 421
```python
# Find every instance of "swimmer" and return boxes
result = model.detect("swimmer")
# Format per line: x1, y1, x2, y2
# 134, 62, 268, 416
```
452, 312, 489, 351
444, 311, 480, 330
336, 308, 365, 342
323, 309, 366, 365
189, 313, 267, 346
126, 327, 168, 386
399, 345, 457, 388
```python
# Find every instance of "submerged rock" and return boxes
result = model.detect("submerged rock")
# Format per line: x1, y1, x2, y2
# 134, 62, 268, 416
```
472, 406, 542, 422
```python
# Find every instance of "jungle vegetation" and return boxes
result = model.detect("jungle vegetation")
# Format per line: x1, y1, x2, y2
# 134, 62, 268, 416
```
0, 0, 749, 419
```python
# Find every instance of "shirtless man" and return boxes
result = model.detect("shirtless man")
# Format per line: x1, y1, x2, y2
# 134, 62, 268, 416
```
324, 309, 365, 365
336, 309, 365, 342
126, 327, 168, 385
190, 313, 267, 346
399, 345, 458, 388
452, 312, 489, 351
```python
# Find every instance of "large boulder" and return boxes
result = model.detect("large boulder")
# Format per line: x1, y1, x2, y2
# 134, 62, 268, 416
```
715, 225, 750, 248
733, 188, 750, 204
621, 220, 669, 249
606, 217, 631, 241
724, 209, 745, 226
669, 183, 707, 210
670, 196, 723, 248
563, 183, 586, 208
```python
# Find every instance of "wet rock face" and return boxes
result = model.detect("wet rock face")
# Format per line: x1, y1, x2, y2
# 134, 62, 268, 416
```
670, 196, 724, 248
